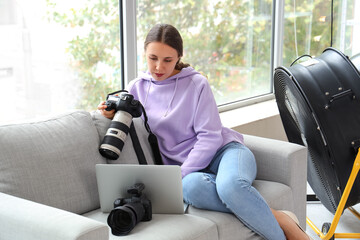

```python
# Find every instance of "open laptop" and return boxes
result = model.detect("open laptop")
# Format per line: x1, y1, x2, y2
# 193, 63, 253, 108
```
95, 164, 184, 214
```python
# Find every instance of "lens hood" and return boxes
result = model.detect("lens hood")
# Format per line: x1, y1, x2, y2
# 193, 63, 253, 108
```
107, 203, 145, 236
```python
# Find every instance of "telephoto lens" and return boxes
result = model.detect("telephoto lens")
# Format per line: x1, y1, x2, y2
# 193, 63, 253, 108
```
99, 110, 133, 160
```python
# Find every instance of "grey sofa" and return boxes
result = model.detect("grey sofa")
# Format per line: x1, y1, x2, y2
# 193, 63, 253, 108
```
0, 110, 307, 240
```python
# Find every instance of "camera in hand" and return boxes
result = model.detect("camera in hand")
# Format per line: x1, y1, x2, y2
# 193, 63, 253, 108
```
99, 90, 143, 160
107, 183, 152, 236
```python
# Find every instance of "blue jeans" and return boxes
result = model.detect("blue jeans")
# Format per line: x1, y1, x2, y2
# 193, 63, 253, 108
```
182, 142, 286, 240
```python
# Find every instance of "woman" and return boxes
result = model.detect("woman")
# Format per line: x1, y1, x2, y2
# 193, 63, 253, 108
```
99, 23, 311, 240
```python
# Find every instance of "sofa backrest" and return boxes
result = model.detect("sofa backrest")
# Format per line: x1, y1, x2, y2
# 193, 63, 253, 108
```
0, 111, 106, 214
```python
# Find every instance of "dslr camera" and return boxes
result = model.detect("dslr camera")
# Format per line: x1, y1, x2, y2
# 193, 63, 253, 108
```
107, 183, 152, 236
99, 90, 143, 160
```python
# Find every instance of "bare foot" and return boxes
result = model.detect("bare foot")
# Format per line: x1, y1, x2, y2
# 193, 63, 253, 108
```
271, 209, 311, 240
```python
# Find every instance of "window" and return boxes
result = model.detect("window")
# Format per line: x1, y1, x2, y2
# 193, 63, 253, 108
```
0, 0, 120, 123
134, 0, 274, 106
282, 0, 360, 65
0, 0, 358, 124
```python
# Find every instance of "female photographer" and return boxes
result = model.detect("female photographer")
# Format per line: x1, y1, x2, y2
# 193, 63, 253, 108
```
98, 23, 311, 240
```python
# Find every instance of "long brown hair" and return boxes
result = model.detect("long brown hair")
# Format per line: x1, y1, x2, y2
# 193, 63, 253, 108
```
144, 24, 190, 70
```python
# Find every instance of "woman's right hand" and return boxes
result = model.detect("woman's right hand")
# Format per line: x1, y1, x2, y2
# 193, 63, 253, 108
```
97, 101, 115, 119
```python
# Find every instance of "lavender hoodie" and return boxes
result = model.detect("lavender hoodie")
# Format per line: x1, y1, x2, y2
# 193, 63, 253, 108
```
127, 67, 244, 178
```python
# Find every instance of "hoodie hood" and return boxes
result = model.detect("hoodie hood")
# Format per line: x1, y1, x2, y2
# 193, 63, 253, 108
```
137, 67, 200, 116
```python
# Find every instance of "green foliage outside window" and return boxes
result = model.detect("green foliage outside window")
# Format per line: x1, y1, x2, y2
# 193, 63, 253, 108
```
282, 0, 334, 66
46, 0, 121, 111
137, 0, 273, 105
45, 0, 344, 110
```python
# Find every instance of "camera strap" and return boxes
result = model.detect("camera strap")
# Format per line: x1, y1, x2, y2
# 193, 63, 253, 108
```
127, 103, 163, 165
147, 132, 163, 165
141, 105, 163, 165
129, 122, 147, 165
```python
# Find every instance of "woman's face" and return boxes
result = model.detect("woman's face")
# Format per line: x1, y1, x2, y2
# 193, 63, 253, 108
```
145, 42, 180, 81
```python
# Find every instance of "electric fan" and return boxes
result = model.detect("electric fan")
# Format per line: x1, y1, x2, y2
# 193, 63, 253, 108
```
274, 47, 360, 215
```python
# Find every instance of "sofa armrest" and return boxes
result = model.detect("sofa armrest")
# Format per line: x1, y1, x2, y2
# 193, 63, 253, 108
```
0, 193, 109, 240
243, 134, 307, 227
243, 134, 307, 184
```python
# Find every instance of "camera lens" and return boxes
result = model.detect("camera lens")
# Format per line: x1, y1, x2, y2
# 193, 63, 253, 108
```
98, 148, 119, 160
107, 203, 145, 236
99, 110, 133, 160
108, 207, 135, 235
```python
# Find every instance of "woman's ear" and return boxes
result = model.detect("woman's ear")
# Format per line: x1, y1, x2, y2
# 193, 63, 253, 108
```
175, 58, 181, 68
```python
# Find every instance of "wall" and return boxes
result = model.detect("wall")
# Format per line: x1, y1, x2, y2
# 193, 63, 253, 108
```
220, 99, 288, 141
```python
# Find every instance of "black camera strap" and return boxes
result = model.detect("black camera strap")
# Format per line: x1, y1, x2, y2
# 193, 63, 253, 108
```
141, 105, 163, 165
147, 132, 162, 165
129, 122, 147, 165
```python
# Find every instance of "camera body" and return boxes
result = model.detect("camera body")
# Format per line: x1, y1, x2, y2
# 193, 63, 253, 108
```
99, 91, 143, 160
113, 183, 152, 221
107, 183, 152, 236
104, 93, 142, 117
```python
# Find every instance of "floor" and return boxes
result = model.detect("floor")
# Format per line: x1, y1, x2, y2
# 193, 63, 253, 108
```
305, 184, 360, 240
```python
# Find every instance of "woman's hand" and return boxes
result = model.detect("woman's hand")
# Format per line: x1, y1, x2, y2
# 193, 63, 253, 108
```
97, 101, 115, 119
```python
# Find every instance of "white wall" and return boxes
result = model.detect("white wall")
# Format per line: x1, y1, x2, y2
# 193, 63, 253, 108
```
220, 99, 288, 141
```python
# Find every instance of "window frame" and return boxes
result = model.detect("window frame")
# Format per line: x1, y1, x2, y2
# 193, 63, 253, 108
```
120, 0, 285, 112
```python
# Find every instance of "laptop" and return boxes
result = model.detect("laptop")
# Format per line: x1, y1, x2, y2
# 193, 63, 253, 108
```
95, 164, 184, 214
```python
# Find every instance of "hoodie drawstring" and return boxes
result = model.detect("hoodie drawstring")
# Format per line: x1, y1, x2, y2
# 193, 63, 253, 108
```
143, 79, 151, 107
164, 77, 178, 117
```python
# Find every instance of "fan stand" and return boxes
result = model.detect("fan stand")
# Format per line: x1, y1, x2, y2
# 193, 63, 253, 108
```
306, 148, 360, 239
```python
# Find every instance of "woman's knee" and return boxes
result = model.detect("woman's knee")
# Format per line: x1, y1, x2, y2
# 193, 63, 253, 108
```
182, 172, 216, 203
183, 172, 215, 198
216, 176, 252, 201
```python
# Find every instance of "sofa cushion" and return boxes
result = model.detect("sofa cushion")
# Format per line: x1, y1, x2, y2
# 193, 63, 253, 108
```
0, 111, 106, 214
91, 111, 155, 165
187, 207, 263, 240
84, 209, 218, 240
